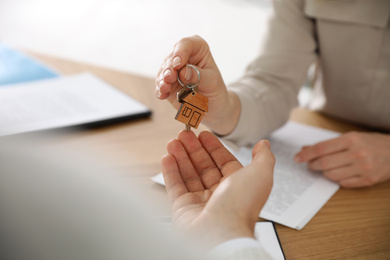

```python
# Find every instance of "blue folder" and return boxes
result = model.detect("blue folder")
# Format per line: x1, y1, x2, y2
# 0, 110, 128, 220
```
0, 43, 58, 87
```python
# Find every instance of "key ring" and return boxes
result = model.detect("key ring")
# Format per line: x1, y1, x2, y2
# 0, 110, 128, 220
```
177, 64, 201, 90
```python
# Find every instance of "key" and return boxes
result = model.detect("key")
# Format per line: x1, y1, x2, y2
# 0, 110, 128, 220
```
177, 85, 193, 132
175, 64, 208, 132
176, 84, 197, 132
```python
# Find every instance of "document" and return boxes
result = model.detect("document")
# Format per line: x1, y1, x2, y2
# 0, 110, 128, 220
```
255, 221, 285, 260
152, 121, 340, 230
0, 73, 151, 136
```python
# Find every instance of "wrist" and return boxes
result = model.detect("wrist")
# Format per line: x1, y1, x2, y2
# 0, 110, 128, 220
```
203, 91, 241, 136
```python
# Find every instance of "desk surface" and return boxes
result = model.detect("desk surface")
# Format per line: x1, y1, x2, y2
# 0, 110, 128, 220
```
27, 52, 390, 260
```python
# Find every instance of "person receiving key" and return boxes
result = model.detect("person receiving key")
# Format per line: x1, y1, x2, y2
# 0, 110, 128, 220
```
155, 0, 390, 189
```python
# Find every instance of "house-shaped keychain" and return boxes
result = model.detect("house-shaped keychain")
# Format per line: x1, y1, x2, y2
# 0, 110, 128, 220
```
175, 90, 208, 129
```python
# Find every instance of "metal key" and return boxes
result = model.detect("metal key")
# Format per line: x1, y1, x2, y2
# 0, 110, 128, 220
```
177, 84, 197, 132
177, 85, 194, 103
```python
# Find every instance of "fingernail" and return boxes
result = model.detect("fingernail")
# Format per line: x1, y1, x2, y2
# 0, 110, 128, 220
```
159, 80, 168, 93
155, 86, 162, 98
263, 140, 271, 149
163, 69, 171, 78
172, 56, 181, 68
159, 79, 165, 86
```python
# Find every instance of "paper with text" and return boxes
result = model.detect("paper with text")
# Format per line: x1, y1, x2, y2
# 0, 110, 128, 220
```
152, 121, 340, 230
221, 121, 340, 230
255, 222, 285, 260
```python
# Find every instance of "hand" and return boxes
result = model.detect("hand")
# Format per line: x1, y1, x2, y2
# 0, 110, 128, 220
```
294, 131, 390, 188
155, 35, 241, 135
161, 130, 274, 250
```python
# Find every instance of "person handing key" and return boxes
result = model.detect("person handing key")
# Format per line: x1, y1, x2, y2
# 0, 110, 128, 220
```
155, 0, 390, 189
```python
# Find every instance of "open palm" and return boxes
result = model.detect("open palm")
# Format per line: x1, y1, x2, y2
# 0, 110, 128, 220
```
161, 131, 274, 248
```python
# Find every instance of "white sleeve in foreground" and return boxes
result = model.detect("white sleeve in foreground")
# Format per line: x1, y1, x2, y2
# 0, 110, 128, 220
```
207, 237, 273, 260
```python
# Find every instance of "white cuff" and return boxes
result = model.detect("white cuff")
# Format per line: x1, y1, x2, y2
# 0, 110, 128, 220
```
207, 237, 261, 258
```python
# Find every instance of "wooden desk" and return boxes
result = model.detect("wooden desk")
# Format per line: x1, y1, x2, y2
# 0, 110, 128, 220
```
28, 52, 390, 260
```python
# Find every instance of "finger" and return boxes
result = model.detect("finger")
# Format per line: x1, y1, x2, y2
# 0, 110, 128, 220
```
155, 54, 171, 82
177, 66, 199, 87
155, 80, 173, 99
156, 53, 174, 84
251, 139, 275, 172
159, 82, 173, 96
322, 165, 359, 182
308, 150, 353, 171
338, 176, 374, 189
208, 140, 274, 220
156, 35, 215, 101
167, 138, 205, 192
252, 139, 271, 158
198, 131, 243, 177
176, 66, 218, 94
244, 140, 275, 212
161, 154, 188, 203
178, 130, 223, 189
156, 60, 180, 97
294, 136, 350, 163
164, 66, 216, 107
157, 64, 206, 105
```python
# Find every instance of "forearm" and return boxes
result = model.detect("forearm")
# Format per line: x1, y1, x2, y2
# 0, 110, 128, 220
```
226, 77, 299, 145
214, 0, 318, 145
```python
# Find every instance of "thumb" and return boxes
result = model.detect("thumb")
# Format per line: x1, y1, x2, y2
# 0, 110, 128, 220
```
222, 139, 275, 222
252, 139, 275, 170
248, 139, 275, 205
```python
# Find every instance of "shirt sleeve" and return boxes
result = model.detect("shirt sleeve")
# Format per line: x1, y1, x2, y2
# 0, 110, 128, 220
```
207, 237, 273, 260
226, 0, 317, 146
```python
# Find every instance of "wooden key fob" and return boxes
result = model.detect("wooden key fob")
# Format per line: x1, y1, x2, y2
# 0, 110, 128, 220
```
175, 64, 208, 131
175, 90, 208, 129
